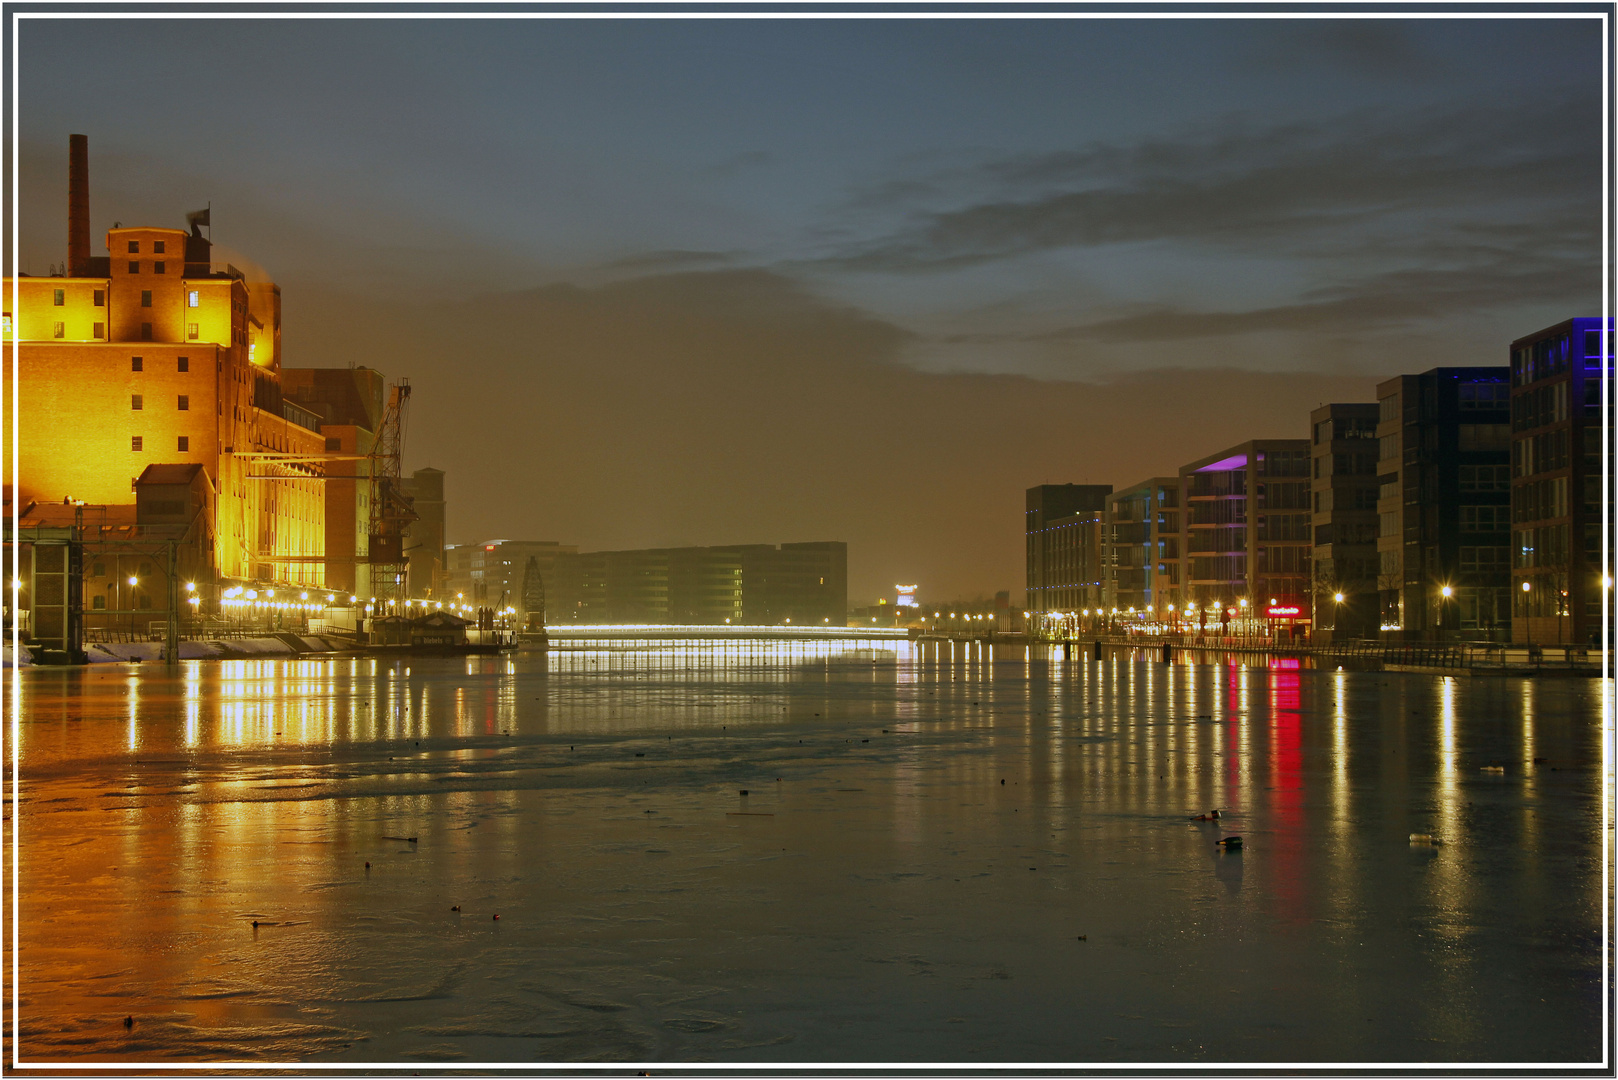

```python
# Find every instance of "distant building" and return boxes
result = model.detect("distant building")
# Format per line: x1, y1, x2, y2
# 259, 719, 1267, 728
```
1509, 318, 1613, 645
1025, 484, 1112, 614
1309, 404, 1381, 641
550, 542, 847, 625
399, 467, 446, 598
445, 540, 577, 614
1375, 367, 1512, 641
1179, 440, 1312, 627
281, 366, 386, 597
1106, 477, 1181, 616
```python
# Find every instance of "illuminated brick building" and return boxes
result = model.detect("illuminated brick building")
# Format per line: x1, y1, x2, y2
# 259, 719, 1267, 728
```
3, 137, 329, 594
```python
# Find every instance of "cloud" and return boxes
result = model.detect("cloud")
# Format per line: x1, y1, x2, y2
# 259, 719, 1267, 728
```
826, 97, 1597, 272
1010, 251, 1599, 345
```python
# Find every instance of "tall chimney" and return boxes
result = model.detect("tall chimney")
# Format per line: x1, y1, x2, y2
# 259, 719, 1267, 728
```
68, 134, 89, 276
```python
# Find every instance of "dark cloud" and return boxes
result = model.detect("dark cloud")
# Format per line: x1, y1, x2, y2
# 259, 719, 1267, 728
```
1254, 22, 1440, 81
828, 97, 1596, 272
1006, 250, 1598, 345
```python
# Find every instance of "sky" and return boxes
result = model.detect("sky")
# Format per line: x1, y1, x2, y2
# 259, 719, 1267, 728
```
6, 12, 1608, 603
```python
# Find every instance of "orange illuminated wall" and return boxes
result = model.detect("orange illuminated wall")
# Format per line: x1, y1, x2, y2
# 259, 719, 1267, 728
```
4, 226, 324, 587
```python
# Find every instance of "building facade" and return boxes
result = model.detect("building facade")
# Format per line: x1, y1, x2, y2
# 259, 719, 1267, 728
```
1025, 484, 1112, 614
1309, 403, 1381, 641
1105, 477, 1181, 615
1375, 367, 1513, 641
1509, 318, 1613, 645
400, 467, 446, 598
1179, 440, 1312, 626
549, 541, 848, 625
445, 539, 577, 614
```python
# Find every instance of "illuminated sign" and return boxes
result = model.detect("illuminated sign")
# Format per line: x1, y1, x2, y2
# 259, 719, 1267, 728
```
1266, 604, 1302, 619
895, 584, 918, 608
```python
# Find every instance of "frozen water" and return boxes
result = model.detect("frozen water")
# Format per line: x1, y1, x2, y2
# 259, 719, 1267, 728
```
4, 642, 1610, 1065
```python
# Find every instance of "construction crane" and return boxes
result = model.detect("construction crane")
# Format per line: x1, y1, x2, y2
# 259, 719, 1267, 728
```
366, 379, 416, 607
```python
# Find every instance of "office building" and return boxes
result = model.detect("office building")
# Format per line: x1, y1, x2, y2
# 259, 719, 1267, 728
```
1309, 404, 1381, 641
550, 542, 847, 625
1509, 318, 1613, 645
1179, 440, 1312, 626
1025, 484, 1112, 614
1375, 367, 1512, 641
1105, 477, 1181, 615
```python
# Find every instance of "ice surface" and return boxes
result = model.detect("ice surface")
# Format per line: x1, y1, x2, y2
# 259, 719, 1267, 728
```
5, 643, 1610, 1065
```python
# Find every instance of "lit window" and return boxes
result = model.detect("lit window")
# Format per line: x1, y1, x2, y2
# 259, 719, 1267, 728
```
131, 436, 143, 451
93, 290, 104, 306
187, 290, 198, 308
2, 313, 10, 334
177, 436, 189, 452
128, 261, 139, 274
53, 289, 64, 306
140, 290, 152, 308
177, 395, 189, 411
154, 261, 165, 274
153, 241, 165, 254
52, 322, 64, 339
187, 323, 199, 340
249, 343, 256, 362
131, 356, 143, 371
127, 241, 139, 253
177, 356, 188, 372
131, 394, 143, 410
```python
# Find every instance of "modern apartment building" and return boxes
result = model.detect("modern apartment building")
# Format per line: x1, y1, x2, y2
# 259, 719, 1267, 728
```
1309, 404, 1381, 641
549, 542, 848, 625
1509, 317, 1613, 645
1179, 440, 1312, 625
1106, 477, 1181, 615
1025, 484, 1112, 614
1374, 367, 1513, 641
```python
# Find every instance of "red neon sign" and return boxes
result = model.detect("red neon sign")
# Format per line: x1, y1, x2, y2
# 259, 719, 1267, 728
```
1266, 604, 1302, 619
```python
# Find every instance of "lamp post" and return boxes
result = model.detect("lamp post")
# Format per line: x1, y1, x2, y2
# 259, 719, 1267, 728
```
1438, 584, 1453, 643
126, 575, 138, 638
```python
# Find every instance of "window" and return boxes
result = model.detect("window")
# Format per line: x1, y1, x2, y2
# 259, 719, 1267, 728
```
131, 394, 143, 410
52, 322, 64, 339
177, 436, 189, 452
248, 343, 256, 362
92, 322, 104, 338
52, 289, 64, 306
1460, 505, 1508, 532
2, 313, 10, 334
138, 595, 151, 610
1458, 382, 1508, 410
154, 261, 165, 275
131, 436, 143, 451
176, 356, 188, 373
1379, 434, 1399, 461
128, 261, 140, 273
141, 323, 152, 341
325, 437, 342, 451
187, 290, 199, 308
92, 595, 105, 610
1458, 424, 1509, 452
93, 289, 104, 306
91, 562, 104, 577
127, 241, 139, 253
177, 395, 189, 411
1459, 546, 1509, 573
140, 290, 152, 308
153, 241, 165, 254
131, 356, 143, 371
1379, 392, 1401, 424
1460, 464, 1510, 492
187, 323, 199, 340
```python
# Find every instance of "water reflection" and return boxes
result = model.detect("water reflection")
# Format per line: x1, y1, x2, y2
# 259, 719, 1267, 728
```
5, 644, 1608, 1066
